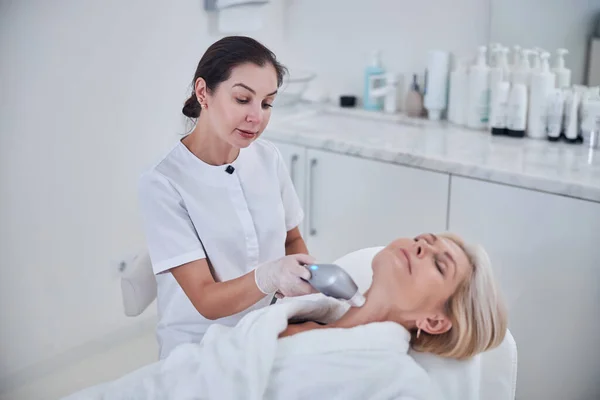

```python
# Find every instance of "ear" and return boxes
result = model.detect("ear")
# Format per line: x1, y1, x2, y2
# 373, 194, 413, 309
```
416, 314, 452, 336
194, 77, 209, 107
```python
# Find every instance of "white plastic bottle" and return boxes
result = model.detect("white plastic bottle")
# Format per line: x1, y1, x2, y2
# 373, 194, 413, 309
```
509, 45, 522, 82
490, 81, 510, 136
580, 90, 600, 134
531, 47, 544, 73
448, 57, 469, 125
499, 46, 511, 80
466, 46, 490, 129
488, 46, 509, 128
546, 89, 565, 141
506, 83, 528, 137
424, 50, 450, 120
552, 48, 571, 89
563, 89, 581, 142
527, 52, 556, 139
511, 49, 532, 87
488, 43, 501, 67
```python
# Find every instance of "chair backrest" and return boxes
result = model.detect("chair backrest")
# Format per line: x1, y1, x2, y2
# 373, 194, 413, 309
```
120, 249, 157, 317
332, 246, 518, 400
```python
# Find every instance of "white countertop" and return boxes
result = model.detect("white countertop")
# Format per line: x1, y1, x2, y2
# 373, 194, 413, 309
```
264, 103, 600, 203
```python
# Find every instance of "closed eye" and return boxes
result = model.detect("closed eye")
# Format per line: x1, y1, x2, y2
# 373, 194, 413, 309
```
435, 256, 444, 276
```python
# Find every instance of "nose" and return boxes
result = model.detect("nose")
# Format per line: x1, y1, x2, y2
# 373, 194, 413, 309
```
415, 239, 432, 259
245, 104, 263, 125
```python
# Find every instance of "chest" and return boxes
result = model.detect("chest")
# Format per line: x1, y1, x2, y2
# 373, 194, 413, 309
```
176, 165, 287, 276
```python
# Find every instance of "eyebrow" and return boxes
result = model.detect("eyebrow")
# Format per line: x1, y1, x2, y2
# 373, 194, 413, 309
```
232, 83, 278, 97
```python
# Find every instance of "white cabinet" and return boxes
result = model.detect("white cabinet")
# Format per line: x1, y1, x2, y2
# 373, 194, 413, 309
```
271, 140, 450, 263
273, 141, 308, 236
303, 148, 449, 263
448, 176, 600, 400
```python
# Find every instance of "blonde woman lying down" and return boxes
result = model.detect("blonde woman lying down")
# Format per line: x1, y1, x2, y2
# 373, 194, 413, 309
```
64, 232, 507, 400
280, 232, 507, 360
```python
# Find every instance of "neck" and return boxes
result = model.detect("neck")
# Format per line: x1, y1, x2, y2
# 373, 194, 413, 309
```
330, 288, 414, 330
183, 116, 238, 166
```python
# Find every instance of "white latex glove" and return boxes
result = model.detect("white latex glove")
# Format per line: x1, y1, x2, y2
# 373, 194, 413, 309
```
254, 254, 317, 297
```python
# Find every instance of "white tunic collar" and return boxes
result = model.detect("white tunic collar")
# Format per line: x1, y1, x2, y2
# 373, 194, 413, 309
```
175, 140, 249, 187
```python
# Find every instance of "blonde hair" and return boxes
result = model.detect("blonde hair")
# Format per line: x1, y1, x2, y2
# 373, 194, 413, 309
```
410, 232, 508, 360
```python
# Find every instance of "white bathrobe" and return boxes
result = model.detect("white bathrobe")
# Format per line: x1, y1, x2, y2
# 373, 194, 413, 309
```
65, 295, 443, 400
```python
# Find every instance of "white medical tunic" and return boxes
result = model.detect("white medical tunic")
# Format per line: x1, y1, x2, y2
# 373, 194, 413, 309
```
138, 138, 304, 359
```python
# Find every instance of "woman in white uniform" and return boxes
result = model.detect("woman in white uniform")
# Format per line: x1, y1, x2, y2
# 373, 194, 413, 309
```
138, 36, 316, 359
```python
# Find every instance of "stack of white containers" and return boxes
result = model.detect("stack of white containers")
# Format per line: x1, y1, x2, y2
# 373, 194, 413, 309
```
447, 44, 600, 143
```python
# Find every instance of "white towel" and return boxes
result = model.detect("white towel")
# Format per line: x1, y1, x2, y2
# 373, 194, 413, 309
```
64, 295, 442, 399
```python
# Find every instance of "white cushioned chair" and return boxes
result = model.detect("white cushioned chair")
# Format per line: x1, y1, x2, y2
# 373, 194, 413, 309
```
120, 250, 157, 317
121, 247, 517, 400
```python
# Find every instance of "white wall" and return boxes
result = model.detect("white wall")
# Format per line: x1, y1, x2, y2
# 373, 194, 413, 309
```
282, 0, 491, 104
281, 0, 599, 107
489, 0, 600, 86
1, 0, 599, 394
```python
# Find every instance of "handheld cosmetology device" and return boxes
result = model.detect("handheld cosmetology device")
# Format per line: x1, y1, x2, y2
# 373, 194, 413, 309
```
302, 263, 366, 307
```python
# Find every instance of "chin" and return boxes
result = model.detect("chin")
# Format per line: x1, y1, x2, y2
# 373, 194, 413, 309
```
372, 247, 407, 280
228, 135, 256, 149
371, 248, 394, 274
234, 140, 254, 149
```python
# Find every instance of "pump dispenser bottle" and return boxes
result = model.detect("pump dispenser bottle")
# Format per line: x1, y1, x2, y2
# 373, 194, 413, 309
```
506, 83, 528, 137
528, 52, 556, 139
509, 45, 522, 82
512, 49, 532, 87
499, 46, 511, 78
552, 48, 571, 89
488, 46, 509, 128
363, 50, 385, 111
490, 81, 510, 136
531, 48, 543, 73
488, 43, 501, 67
546, 89, 565, 141
466, 46, 490, 129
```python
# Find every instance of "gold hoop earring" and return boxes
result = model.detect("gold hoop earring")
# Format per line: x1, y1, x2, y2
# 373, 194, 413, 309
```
416, 328, 421, 339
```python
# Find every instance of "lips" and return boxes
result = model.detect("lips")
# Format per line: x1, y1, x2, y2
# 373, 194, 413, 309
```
236, 128, 257, 139
399, 248, 412, 274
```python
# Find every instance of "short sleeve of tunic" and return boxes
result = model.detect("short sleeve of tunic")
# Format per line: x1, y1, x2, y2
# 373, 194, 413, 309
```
138, 170, 206, 274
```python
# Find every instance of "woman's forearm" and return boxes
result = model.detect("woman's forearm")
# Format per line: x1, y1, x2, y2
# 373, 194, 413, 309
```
171, 260, 266, 321
285, 236, 308, 255
197, 272, 266, 320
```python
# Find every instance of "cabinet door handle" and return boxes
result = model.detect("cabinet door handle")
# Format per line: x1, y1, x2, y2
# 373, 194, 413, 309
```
309, 158, 317, 236
290, 154, 299, 186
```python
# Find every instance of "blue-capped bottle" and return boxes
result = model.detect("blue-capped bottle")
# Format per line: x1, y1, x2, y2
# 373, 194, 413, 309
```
363, 50, 385, 111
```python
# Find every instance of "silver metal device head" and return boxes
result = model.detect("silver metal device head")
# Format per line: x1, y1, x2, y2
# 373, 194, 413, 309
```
303, 263, 365, 307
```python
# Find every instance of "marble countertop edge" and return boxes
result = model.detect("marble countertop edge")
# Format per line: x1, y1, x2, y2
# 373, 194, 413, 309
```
264, 129, 600, 203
